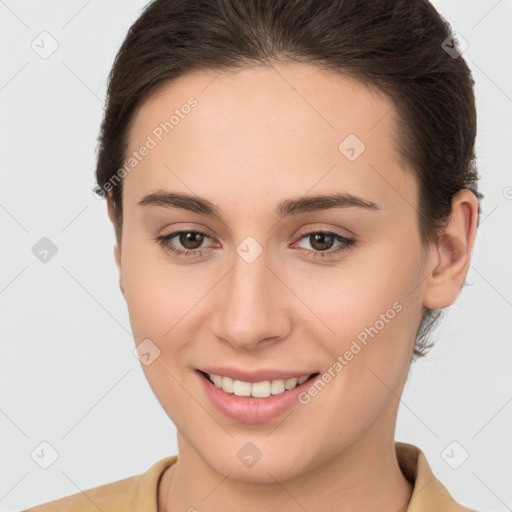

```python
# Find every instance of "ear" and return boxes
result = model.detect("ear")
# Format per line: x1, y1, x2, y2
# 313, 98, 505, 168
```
106, 194, 126, 298
422, 188, 479, 310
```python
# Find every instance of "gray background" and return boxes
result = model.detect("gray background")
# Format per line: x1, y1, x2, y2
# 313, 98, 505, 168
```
1, 1, 511, 510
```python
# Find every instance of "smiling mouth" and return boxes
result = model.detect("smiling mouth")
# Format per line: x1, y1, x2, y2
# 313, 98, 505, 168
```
198, 370, 319, 398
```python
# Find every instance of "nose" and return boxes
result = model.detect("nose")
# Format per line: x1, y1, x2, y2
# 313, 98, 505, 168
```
212, 246, 292, 351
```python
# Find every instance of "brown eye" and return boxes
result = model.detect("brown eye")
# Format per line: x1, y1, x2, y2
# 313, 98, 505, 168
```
308, 232, 336, 251
155, 230, 212, 257
294, 230, 356, 259
178, 231, 206, 250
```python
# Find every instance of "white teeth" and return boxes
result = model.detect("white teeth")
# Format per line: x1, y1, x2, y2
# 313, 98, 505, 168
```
270, 379, 285, 395
211, 374, 223, 387
207, 373, 311, 398
285, 377, 298, 390
221, 376, 234, 393
251, 381, 271, 398
233, 380, 251, 397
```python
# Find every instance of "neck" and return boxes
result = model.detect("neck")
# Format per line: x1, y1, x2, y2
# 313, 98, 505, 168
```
159, 423, 413, 512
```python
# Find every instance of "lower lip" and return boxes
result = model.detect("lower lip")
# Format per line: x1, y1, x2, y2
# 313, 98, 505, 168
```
197, 370, 318, 424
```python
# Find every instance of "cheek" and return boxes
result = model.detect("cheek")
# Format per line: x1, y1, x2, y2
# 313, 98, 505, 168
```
291, 247, 419, 340
292, 243, 422, 392
120, 241, 203, 425
120, 234, 199, 340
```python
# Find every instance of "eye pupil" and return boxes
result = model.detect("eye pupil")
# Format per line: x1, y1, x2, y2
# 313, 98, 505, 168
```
180, 232, 204, 249
310, 233, 334, 251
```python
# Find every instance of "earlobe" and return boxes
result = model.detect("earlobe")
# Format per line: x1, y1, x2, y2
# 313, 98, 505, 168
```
113, 244, 126, 298
422, 189, 479, 310
106, 193, 116, 224
106, 194, 126, 298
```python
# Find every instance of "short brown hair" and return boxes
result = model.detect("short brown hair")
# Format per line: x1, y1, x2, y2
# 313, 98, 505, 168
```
94, 0, 483, 359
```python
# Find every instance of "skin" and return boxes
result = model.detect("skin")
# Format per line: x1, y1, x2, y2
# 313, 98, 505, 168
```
106, 62, 478, 511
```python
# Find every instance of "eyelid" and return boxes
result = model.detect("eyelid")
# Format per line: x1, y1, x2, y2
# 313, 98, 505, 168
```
156, 223, 219, 243
293, 223, 355, 241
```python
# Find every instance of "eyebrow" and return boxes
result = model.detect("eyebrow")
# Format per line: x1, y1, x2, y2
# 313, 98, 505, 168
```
137, 190, 380, 218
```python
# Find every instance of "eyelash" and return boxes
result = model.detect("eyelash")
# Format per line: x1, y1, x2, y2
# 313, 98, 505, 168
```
154, 229, 356, 260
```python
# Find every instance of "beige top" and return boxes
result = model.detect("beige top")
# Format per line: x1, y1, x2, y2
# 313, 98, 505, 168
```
24, 442, 477, 511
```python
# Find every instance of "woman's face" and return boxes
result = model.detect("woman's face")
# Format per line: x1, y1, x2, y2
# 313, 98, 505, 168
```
113, 62, 435, 481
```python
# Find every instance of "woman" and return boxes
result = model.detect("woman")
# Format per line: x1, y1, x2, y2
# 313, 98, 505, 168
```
26, 0, 483, 510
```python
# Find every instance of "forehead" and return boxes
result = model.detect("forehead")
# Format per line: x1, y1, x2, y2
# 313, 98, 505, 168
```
123, 62, 414, 218
128, 62, 398, 148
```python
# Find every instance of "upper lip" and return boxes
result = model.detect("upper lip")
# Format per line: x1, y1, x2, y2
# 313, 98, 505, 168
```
198, 367, 318, 383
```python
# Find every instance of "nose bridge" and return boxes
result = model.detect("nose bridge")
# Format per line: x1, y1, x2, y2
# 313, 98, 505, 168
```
213, 242, 290, 350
